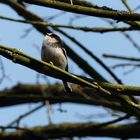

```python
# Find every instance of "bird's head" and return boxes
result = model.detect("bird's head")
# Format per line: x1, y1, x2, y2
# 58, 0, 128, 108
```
45, 33, 62, 44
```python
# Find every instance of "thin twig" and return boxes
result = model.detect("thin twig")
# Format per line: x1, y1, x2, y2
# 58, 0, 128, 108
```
96, 114, 131, 128
47, 11, 66, 20
121, 0, 132, 13
103, 54, 140, 62
104, 19, 140, 52
7, 103, 45, 127
37, 84, 52, 124
57, 29, 122, 84
0, 15, 137, 33
123, 67, 136, 75
111, 63, 140, 69
0, 57, 5, 84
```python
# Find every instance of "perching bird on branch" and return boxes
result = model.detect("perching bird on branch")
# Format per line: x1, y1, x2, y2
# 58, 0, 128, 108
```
41, 33, 72, 93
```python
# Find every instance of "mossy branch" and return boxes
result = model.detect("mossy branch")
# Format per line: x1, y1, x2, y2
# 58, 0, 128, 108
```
0, 122, 140, 139
1, 83, 140, 112
0, 44, 140, 117
23, 0, 140, 21
0, 83, 123, 112
0, 45, 111, 95
0, 15, 137, 33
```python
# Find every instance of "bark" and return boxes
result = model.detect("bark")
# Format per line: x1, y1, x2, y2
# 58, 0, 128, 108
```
0, 83, 121, 111
0, 122, 140, 139
22, 0, 140, 21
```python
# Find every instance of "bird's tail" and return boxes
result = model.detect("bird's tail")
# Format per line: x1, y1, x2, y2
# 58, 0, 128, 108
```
63, 81, 72, 93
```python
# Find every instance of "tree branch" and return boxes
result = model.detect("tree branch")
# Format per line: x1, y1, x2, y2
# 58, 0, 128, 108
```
0, 0, 108, 82
1, 44, 140, 116
0, 45, 111, 96
57, 29, 122, 84
0, 122, 140, 139
0, 15, 137, 33
22, 0, 140, 21
103, 54, 140, 61
1, 83, 140, 114
1, 0, 140, 117
0, 83, 123, 112
7, 103, 45, 127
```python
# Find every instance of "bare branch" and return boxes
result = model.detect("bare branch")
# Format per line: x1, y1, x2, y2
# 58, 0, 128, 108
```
0, 15, 137, 33
22, 0, 140, 21
121, 0, 132, 13
0, 45, 111, 95
110, 63, 140, 69
0, 57, 6, 84
104, 19, 140, 52
0, 0, 108, 82
0, 83, 122, 111
103, 54, 140, 62
1, 83, 140, 114
0, 122, 140, 139
57, 29, 122, 84
7, 103, 45, 127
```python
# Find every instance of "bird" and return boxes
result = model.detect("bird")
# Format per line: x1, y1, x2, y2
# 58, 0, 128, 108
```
41, 33, 72, 93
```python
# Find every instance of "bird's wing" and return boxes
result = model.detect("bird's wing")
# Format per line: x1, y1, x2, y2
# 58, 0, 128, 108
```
62, 48, 68, 71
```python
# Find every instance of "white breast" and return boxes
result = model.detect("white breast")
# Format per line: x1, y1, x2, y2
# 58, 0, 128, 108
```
41, 38, 67, 70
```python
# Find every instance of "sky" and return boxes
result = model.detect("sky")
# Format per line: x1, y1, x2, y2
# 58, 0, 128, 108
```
0, 0, 140, 140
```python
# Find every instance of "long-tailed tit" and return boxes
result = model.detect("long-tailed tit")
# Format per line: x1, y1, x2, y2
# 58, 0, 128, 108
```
41, 33, 72, 93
